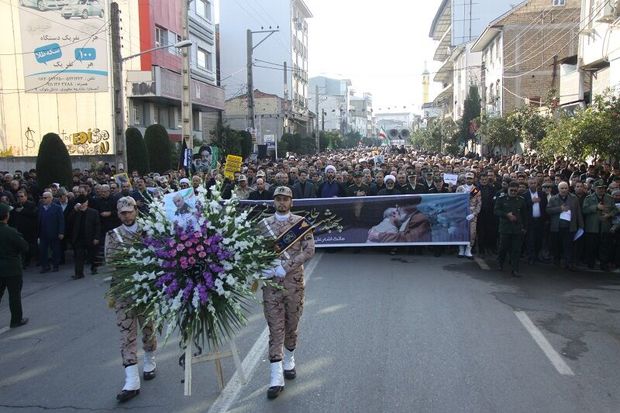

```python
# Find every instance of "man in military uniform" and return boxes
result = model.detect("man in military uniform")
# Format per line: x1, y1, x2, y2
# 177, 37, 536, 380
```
494, 182, 528, 277
0, 203, 30, 328
582, 180, 617, 271
104, 197, 157, 403
456, 172, 481, 259
261, 186, 315, 399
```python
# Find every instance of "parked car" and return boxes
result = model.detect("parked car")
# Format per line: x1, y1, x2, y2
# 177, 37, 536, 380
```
20, 0, 67, 11
60, 0, 104, 19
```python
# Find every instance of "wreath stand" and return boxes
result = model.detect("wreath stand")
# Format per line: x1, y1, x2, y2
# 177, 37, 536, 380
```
183, 339, 246, 396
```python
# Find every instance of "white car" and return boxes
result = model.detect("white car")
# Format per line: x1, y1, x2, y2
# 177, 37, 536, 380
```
60, 0, 104, 19
20, 0, 67, 11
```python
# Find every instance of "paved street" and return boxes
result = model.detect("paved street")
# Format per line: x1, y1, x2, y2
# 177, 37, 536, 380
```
2, 250, 620, 412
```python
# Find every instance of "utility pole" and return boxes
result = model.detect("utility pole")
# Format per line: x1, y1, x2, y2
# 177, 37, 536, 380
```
315, 84, 319, 152
246, 27, 279, 152
246, 29, 255, 151
181, 0, 192, 156
110, 2, 125, 170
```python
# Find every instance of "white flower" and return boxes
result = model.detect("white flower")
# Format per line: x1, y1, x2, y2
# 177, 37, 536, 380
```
225, 275, 236, 286
214, 279, 226, 296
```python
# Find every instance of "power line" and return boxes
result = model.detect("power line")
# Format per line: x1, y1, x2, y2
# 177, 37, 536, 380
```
501, 5, 587, 71
502, 1, 611, 80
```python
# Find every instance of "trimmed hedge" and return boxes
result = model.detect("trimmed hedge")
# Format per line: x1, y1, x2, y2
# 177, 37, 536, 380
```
36, 132, 72, 190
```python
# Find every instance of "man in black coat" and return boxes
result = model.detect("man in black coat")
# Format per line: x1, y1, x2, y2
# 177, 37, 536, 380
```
292, 170, 316, 199
9, 190, 38, 268
523, 177, 547, 264
0, 203, 30, 328
69, 197, 101, 279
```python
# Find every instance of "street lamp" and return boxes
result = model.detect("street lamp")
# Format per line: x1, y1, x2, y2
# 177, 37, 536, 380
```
121, 40, 193, 62
117, 40, 193, 170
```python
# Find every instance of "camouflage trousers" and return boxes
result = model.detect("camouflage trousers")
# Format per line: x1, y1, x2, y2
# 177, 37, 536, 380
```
115, 298, 157, 367
262, 270, 305, 362
469, 217, 478, 247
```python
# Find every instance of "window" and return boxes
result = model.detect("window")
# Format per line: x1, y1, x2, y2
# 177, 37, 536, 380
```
552, 0, 565, 5
197, 47, 207, 69
197, 48, 213, 71
155, 26, 168, 47
196, 0, 212, 21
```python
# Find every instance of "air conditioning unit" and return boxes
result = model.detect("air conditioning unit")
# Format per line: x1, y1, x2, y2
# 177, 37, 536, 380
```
596, 1, 618, 23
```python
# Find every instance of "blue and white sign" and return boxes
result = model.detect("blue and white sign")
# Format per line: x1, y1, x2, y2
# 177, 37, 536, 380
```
19, 0, 109, 93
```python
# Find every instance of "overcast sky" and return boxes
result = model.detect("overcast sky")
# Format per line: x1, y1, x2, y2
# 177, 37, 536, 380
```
304, 0, 443, 112
214, 0, 444, 112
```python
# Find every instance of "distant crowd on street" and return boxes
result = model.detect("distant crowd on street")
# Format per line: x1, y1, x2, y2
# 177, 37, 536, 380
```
1, 145, 620, 281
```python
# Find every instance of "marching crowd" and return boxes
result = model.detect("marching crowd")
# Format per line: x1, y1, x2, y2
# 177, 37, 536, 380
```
1, 146, 620, 282
1, 146, 620, 401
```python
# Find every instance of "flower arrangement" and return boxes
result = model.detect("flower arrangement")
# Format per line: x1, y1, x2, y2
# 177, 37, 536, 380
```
107, 185, 278, 349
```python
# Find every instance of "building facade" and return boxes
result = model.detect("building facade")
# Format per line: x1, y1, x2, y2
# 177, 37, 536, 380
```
219, 0, 312, 141
472, 0, 581, 116
559, 0, 620, 111
429, 0, 515, 119
125, 0, 224, 146
308, 76, 352, 134
0, 0, 116, 159
0, 0, 224, 167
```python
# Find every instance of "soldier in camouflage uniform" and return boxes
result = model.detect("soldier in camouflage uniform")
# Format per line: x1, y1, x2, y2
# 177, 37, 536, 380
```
261, 186, 315, 399
456, 172, 482, 258
104, 196, 157, 403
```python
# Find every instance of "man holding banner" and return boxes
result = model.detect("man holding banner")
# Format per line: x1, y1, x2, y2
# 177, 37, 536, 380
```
456, 172, 481, 259
260, 186, 315, 400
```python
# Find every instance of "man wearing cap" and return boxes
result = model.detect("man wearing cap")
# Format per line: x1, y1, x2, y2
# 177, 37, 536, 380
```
582, 180, 616, 271
0, 203, 30, 328
318, 165, 346, 198
494, 182, 528, 277
347, 171, 370, 197
234, 175, 251, 200
456, 172, 481, 259
260, 186, 315, 399
105, 196, 157, 403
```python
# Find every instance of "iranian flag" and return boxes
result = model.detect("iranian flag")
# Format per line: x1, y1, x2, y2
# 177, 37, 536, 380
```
378, 127, 387, 140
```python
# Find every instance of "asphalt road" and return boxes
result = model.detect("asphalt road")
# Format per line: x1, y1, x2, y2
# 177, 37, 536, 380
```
2, 250, 620, 412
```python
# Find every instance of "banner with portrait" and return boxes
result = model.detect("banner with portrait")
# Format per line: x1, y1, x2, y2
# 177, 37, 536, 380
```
240, 193, 470, 247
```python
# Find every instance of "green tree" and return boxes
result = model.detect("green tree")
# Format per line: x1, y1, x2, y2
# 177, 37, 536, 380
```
459, 85, 481, 146
478, 114, 519, 155
144, 124, 172, 173
506, 106, 551, 151
125, 127, 150, 175
343, 131, 362, 148
540, 90, 620, 161
319, 131, 341, 150
36, 132, 73, 189
239, 130, 253, 159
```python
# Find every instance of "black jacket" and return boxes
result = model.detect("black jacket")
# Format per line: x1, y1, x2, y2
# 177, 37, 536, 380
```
9, 200, 38, 242
69, 207, 101, 246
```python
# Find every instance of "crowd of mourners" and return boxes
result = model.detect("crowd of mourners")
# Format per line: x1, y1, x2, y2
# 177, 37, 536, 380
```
1, 145, 620, 278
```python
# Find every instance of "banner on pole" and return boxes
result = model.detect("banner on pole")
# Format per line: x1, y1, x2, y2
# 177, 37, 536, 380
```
241, 193, 470, 247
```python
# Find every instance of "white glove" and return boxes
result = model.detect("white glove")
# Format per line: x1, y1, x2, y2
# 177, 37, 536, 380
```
274, 265, 286, 278
466, 214, 475, 221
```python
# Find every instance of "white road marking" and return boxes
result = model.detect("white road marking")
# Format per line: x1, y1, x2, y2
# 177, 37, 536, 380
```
474, 256, 490, 270
0, 327, 9, 336
514, 311, 575, 376
207, 252, 324, 413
